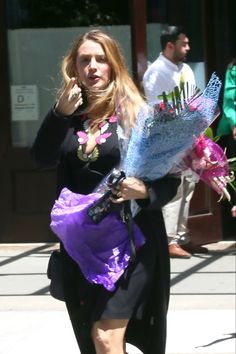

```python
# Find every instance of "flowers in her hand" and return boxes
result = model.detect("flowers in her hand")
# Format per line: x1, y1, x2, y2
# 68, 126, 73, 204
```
185, 134, 235, 201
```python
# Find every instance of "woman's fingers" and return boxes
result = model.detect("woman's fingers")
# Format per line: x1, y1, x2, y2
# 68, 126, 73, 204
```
68, 84, 82, 102
65, 77, 76, 95
110, 177, 148, 203
74, 97, 83, 109
56, 78, 83, 115
110, 194, 124, 203
231, 206, 236, 217
110, 185, 124, 203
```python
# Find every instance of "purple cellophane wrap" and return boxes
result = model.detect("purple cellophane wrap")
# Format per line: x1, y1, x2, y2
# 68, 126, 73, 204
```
50, 188, 145, 291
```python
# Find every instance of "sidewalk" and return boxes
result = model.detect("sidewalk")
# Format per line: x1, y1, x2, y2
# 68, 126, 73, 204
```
0, 241, 235, 354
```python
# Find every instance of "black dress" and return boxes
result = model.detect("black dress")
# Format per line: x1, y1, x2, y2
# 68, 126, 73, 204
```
31, 108, 180, 354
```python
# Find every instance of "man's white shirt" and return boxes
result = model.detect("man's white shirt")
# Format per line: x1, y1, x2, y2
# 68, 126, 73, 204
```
143, 53, 196, 105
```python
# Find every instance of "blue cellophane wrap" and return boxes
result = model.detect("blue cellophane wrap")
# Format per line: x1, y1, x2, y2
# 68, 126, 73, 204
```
50, 188, 145, 291
120, 72, 222, 180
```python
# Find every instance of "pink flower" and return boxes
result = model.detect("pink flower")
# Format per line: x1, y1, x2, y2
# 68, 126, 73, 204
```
187, 135, 232, 200
159, 102, 166, 111
191, 157, 207, 170
96, 133, 112, 145
77, 131, 88, 144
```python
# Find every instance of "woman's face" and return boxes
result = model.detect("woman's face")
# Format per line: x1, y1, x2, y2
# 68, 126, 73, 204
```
76, 40, 111, 90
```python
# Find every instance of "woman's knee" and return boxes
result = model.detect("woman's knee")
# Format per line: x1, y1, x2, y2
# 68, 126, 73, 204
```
91, 319, 128, 353
91, 326, 111, 352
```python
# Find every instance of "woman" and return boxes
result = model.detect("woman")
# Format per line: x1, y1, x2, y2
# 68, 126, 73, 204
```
31, 29, 180, 354
217, 57, 236, 143
217, 58, 236, 238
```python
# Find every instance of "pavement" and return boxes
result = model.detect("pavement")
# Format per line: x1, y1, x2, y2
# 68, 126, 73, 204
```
0, 241, 235, 354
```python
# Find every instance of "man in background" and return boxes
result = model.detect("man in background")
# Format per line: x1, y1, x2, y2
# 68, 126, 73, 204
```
143, 25, 207, 258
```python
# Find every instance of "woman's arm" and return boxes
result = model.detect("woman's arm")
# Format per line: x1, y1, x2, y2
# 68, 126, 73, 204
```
111, 175, 181, 209
31, 78, 83, 169
223, 65, 236, 130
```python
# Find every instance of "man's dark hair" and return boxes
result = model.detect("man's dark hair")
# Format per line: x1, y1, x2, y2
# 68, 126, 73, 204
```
160, 25, 186, 51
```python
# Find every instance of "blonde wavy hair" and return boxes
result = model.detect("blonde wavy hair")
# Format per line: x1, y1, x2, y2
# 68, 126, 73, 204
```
59, 29, 145, 129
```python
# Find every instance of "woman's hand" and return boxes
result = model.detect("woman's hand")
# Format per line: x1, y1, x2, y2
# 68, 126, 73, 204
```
232, 205, 236, 217
55, 77, 83, 116
111, 177, 149, 203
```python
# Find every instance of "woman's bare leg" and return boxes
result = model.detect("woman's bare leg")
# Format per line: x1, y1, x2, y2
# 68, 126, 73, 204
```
91, 318, 129, 354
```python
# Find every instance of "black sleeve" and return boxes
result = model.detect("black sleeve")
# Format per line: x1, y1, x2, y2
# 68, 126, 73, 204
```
137, 175, 181, 209
30, 108, 72, 169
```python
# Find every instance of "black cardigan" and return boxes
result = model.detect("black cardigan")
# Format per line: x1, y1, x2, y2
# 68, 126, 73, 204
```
31, 109, 180, 354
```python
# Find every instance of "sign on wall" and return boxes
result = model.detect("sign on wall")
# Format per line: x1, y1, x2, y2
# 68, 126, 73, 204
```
11, 85, 39, 121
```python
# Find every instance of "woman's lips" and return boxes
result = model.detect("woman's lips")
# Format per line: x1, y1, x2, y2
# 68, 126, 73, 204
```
88, 75, 100, 82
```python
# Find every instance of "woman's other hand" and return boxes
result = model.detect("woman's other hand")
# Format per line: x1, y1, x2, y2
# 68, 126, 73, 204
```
55, 77, 83, 116
231, 205, 236, 217
111, 177, 149, 203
